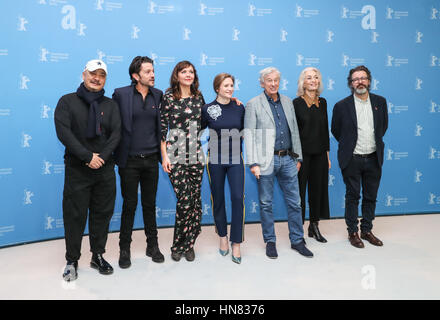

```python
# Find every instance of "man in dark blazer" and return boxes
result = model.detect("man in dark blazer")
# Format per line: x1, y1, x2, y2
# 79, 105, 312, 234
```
113, 56, 164, 267
331, 65, 388, 248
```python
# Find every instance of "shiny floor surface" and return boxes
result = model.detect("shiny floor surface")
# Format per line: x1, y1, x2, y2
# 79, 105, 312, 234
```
0, 214, 439, 300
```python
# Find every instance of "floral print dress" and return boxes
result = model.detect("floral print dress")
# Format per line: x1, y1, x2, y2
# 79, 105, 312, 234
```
161, 90, 205, 254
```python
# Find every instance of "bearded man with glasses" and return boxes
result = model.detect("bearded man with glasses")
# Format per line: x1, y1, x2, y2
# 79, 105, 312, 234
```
331, 65, 388, 249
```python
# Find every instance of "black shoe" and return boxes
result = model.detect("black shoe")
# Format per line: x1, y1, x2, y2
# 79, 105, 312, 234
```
146, 245, 165, 263
63, 261, 78, 282
171, 251, 182, 262
291, 240, 314, 258
118, 249, 131, 269
185, 248, 195, 262
308, 221, 327, 243
266, 242, 278, 259
91, 254, 114, 275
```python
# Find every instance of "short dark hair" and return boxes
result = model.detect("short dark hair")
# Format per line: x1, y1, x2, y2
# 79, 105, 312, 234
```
347, 65, 372, 89
129, 56, 154, 84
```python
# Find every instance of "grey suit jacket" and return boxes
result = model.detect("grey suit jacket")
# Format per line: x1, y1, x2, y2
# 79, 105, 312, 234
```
244, 92, 302, 172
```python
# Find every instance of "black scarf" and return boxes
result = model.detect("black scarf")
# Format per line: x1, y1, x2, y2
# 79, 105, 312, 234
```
76, 82, 105, 138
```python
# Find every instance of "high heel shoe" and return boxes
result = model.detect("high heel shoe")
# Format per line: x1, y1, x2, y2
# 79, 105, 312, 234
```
308, 221, 327, 243
219, 248, 229, 256
231, 254, 241, 264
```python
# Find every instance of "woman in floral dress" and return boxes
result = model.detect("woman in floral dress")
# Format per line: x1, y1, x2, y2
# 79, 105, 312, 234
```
160, 61, 205, 262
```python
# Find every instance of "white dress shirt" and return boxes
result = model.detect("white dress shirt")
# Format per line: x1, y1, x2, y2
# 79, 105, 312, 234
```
353, 94, 376, 155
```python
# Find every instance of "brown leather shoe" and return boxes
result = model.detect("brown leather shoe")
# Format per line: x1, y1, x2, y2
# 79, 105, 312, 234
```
348, 232, 365, 248
361, 231, 383, 246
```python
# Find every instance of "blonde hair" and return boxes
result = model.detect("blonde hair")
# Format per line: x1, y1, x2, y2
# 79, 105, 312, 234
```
296, 67, 324, 97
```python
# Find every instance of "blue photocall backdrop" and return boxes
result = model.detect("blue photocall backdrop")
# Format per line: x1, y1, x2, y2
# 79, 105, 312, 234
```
0, 0, 439, 247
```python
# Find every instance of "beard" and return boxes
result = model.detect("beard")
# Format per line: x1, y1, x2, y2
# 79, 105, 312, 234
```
354, 85, 369, 95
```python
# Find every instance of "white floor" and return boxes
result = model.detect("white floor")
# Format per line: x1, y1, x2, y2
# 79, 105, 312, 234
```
0, 214, 439, 300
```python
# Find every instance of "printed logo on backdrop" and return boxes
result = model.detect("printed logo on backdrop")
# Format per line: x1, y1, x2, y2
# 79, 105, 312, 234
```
0, 49, 8, 56
371, 78, 379, 91
387, 101, 408, 114
148, 1, 174, 14
386, 148, 408, 160
60, 5, 87, 36
21, 133, 32, 148
150, 52, 175, 66
280, 79, 289, 91
327, 78, 335, 90
0, 108, 11, 116
280, 29, 288, 42
232, 27, 240, 41
0, 168, 13, 177
234, 79, 241, 91
42, 160, 64, 175
0, 225, 15, 237
248, 3, 272, 16
199, 3, 224, 16
23, 189, 34, 205
19, 74, 30, 90
156, 208, 175, 218
386, 54, 408, 67
110, 212, 121, 224
385, 7, 409, 20
429, 147, 440, 159
39, 47, 69, 63
414, 169, 422, 183
385, 194, 408, 207
295, 4, 319, 18
248, 54, 273, 66
95, 0, 123, 11
17, 16, 29, 31
429, 193, 440, 205
183, 27, 191, 41
200, 53, 224, 66
342, 54, 365, 67
41, 103, 53, 119
203, 204, 211, 216
326, 30, 335, 42
431, 7, 439, 20
371, 31, 379, 43
39, 0, 69, 6
415, 123, 423, 137
430, 54, 439, 67
415, 31, 423, 43
132, 25, 141, 39
429, 100, 439, 113
45, 215, 63, 230
250, 200, 259, 214
328, 174, 335, 186
415, 77, 423, 90
341, 5, 376, 30
96, 49, 123, 65
296, 53, 319, 66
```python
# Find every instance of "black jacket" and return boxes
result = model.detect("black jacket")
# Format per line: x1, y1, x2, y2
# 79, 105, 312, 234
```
112, 84, 163, 168
331, 93, 388, 170
54, 92, 121, 165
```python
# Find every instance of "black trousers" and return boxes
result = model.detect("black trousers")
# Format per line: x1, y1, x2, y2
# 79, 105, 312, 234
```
298, 152, 330, 223
63, 164, 116, 262
118, 155, 159, 250
342, 153, 382, 234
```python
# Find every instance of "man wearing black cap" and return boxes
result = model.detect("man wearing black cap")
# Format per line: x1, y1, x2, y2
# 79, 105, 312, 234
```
55, 59, 121, 281
112, 56, 164, 268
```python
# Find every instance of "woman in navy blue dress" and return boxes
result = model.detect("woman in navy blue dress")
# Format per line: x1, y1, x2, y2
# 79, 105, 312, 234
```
201, 73, 245, 264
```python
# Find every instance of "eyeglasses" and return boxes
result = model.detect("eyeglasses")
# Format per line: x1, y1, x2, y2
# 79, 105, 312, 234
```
351, 77, 369, 83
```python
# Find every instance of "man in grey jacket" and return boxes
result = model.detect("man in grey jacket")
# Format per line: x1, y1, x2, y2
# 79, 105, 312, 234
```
244, 67, 313, 258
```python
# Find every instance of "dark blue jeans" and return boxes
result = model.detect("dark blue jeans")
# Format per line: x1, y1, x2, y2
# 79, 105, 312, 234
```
257, 155, 303, 245
342, 153, 382, 234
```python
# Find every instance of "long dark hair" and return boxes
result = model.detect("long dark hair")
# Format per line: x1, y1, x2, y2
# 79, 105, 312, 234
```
167, 60, 201, 100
